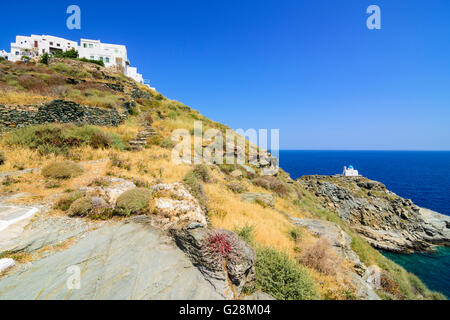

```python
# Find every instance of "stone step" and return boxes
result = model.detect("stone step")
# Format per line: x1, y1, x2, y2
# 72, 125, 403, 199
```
129, 141, 147, 146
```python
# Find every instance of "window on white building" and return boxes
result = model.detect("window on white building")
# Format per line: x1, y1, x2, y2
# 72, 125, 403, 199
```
105, 57, 110, 63
90, 56, 94, 60
89, 44, 93, 48
83, 43, 87, 48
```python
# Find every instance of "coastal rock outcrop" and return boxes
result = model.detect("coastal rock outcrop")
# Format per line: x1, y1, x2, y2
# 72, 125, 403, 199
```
297, 175, 450, 253
290, 217, 380, 300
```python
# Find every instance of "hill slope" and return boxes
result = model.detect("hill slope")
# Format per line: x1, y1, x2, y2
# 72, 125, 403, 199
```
0, 57, 447, 300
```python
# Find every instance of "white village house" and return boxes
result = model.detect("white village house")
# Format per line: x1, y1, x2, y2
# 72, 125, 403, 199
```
2, 34, 147, 85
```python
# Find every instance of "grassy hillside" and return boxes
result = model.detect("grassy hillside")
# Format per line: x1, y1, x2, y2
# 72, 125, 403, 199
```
0, 57, 445, 300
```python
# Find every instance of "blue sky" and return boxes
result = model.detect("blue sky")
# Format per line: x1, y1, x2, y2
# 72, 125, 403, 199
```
1, 0, 449, 150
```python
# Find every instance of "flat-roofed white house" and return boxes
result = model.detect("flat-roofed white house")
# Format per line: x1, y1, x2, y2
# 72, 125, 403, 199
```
9, 35, 78, 60
2, 35, 146, 85
78, 39, 128, 71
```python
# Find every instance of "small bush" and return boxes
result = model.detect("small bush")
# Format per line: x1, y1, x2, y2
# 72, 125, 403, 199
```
68, 196, 109, 218
2, 176, 19, 186
40, 53, 49, 65
160, 138, 175, 149
54, 192, 84, 211
192, 164, 212, 183
0, 151, 5, 165
226, 182, 248, 194
253, 176, 289, 197
41, 161, 84, 180
299, 238, 341, 276
234, 224, 255, 245
68, 197, 93, 217
255, 247, 319, 300
90, 131, 113, 149
183, 170, 207, 208
109, 153, 131, 170
289, 228, 303, 242
114, 188, 152, 216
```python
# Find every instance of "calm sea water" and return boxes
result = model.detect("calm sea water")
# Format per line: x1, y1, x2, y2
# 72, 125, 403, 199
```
278, 150, 450, 297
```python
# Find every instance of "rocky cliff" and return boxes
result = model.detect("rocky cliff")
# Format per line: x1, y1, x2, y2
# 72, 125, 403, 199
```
297, 175, 450, 253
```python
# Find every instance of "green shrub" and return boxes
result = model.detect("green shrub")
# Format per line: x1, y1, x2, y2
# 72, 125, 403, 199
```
68, 196, 109, 218
54, 192, 84, 211
40, 53, 49, 65
254, 247, 319, 300
68, 197, 93, 217
114, 188, 152, 216
41, 161, 84, 180
5, 124, 124, 155
78, 58, 105, 67
64, 48, 79, 59
234, 224, 255, 245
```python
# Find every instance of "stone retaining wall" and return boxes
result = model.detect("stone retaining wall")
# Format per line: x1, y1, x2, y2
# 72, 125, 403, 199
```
0, 100, 128, 128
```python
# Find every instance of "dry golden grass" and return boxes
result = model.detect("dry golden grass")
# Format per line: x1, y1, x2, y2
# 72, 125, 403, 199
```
103, 118, 140, 144
1, 160, 108, 204
206, 183, 297, 255
0, 90, 53, 105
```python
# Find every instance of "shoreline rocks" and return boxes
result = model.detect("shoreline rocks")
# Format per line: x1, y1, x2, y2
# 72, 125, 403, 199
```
297, 175, 450, 253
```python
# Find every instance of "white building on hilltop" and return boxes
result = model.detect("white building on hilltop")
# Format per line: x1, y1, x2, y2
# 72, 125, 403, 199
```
2, 35, 147, 85
342, 165, 360, 177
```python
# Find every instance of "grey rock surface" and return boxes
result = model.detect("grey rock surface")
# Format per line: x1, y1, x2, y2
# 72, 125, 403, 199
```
0, 217, 224, 300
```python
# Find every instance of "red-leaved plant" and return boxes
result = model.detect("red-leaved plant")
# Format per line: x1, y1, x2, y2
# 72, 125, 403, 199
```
206, 232, 233, 259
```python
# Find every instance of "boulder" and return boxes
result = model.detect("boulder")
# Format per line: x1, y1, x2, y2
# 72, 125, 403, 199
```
241, 193, 274, 208
152, 183, 208, 229
230, 170, 243, 178
171, 227, 256, 299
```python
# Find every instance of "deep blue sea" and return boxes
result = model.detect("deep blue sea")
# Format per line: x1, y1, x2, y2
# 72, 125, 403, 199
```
278, 150, 450, 298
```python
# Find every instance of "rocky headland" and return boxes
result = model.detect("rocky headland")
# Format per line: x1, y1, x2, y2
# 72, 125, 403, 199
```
297, 175, 450, 253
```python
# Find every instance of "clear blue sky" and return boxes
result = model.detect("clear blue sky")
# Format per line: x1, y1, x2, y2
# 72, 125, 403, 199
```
1, 0, 449, 150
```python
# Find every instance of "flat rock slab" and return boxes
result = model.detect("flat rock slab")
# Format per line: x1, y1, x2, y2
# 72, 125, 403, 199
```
0, 217, 223, 300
